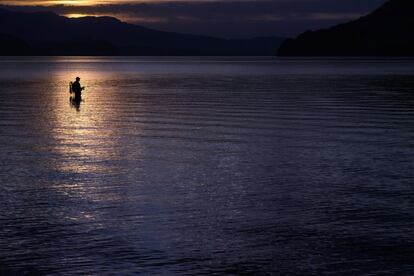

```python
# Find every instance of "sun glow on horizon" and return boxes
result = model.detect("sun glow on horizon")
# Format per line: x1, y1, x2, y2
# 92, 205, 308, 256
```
64, 13, 98, 18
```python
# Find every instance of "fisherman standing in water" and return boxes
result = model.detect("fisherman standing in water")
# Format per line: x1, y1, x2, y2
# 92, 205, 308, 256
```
71, 77, 85, 100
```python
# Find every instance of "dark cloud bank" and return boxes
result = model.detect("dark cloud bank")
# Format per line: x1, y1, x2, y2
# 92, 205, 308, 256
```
1, 0, 386, 38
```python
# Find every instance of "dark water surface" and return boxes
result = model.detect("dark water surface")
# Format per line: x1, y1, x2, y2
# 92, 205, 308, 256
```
0, 57, 413, 275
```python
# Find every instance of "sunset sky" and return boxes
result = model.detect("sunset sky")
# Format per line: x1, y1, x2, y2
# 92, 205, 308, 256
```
1, 0, 387, 38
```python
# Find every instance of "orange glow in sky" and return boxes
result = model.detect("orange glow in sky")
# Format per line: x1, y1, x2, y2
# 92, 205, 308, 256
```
0, 0, 181, 5
1, 0, 129, 5
64, 13, 97, 18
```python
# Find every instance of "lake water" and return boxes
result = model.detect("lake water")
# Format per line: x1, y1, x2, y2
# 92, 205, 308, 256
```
0, 57, 413, 275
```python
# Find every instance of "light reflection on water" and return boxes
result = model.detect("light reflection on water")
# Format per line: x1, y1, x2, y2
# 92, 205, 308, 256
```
0, 57, 414, 275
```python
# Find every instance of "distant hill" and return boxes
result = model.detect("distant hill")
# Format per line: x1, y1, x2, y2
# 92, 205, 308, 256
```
278, 0, 414, 56
0, 33, 32, 55
0, 8, 285, 56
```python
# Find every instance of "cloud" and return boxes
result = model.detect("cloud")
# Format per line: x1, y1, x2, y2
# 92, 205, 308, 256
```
0, 0, 387, 38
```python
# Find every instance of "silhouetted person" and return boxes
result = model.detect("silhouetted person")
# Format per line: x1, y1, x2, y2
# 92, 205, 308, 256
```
71, 77, 85, 100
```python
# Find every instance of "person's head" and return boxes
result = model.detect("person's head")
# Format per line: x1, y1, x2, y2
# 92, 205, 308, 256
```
76, 77, 80, 81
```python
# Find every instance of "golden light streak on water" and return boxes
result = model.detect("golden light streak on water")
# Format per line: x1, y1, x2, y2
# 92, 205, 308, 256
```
42, 65, 145, 207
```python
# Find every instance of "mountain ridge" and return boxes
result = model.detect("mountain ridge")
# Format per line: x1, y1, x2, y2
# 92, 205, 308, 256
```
278, 0, 414, 56
0, 8, 285, 56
